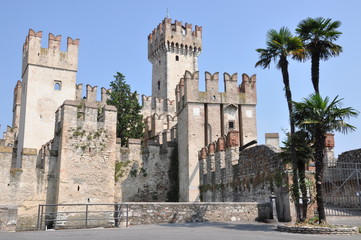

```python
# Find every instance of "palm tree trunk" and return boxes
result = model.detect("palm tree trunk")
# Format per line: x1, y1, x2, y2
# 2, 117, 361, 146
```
314, 129, 326, 223
298, 160, 308, 221
311, 52, 320, 94
280, 57, 301, 222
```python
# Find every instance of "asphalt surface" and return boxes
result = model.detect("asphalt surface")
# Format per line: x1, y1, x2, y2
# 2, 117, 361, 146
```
0, 221, 360, 240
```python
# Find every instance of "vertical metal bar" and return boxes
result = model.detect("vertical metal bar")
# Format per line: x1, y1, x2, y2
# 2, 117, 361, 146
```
85, 204, 88, 228
40, 205, 44, 230
36, 205, 41, 230
126, 204, 129, 227
356, 163, 360, 208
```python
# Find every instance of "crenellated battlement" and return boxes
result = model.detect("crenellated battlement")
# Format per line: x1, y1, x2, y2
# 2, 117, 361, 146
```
22, 29, 79, 76
141, 95, 176, 114
197, 132, 285, 203
148, 18, 202, 62
75, 84, 111, 103
176, 71, 257, 111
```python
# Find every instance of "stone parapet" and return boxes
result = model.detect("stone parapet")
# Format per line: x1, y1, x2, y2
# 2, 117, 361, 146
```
176, 71, 257, 113
148, 18, 202, 62
22, 29, 79, 75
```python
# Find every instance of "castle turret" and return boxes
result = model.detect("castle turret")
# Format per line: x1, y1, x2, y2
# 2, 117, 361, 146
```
176, 70, 257, 201
16, 29, 79, 167
148, 18, 202, 101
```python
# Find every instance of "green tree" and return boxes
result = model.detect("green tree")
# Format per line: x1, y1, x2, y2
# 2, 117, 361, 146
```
296, 17, 342, 94
279, 130, 313, 220
255, 27, 305, 221
293, 93, 358, 223
107, 72, 144, 146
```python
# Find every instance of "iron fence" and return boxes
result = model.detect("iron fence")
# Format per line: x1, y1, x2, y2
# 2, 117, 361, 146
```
36, 203, 129, 230
323, 161, 361, 216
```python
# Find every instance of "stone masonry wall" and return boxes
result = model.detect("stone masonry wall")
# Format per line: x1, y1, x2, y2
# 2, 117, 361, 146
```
338, 148, 361, 163
0, 147, 48, 231
198, 132, 291, 221
124, 202, 267, 225
115, 139, 177, 202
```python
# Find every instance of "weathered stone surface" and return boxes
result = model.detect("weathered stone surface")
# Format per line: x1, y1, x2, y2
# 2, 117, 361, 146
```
338, 148, 361, 163
124, 202, 262, 225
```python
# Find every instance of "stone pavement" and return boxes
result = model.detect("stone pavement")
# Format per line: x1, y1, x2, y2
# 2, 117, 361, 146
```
327, 216, 361, 227
0, 221, 360, 240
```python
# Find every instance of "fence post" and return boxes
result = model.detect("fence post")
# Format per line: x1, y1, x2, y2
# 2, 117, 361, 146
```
85, 204, 89, 228
36, 205, 41, 230
40, 205, 44, 230
126, 204, 129, 227
270, 193, 278, 222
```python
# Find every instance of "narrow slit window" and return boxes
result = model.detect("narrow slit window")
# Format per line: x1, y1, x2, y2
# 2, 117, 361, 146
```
175, 55, 179, 61
157, 81, 161, 90
229, 121, 234, 130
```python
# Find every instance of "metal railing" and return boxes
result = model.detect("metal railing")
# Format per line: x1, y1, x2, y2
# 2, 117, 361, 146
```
36, 203, 129, 230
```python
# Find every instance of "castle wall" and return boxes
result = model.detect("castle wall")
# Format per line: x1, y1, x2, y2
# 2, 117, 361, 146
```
338, 148, 361, 163
116, 141, 176, 202
0, 147, 49, 230
55, 99, 117, 206
16, 30, 79, 168
176, 71, 257, 202
198, 139, 291, 221
178, 102, 204, 201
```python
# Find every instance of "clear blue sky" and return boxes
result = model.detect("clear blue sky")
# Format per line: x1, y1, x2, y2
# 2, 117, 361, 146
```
1, 0, 360, 156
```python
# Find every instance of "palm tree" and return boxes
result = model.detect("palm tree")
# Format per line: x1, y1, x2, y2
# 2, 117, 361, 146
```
255, 27, 305, 221
279, 130, 313, 220
293, 93, 359, 223
296, 17, 342, 94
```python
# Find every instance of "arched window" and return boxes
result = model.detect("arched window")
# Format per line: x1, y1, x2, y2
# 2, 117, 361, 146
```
54, 81, 61, 90
175, 55, 179, 61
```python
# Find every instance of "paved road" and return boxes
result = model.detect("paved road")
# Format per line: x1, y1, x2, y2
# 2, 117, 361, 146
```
0, 222, 359, 240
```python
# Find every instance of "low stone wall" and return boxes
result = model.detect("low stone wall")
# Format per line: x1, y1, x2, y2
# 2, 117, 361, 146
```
124, 202, 267, 225
0, 206, 17, 231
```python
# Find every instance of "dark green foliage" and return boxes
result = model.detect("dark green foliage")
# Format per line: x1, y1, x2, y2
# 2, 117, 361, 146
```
296, 17, 343, 94
293, 93, 359, 224
167, 146, 179, 202
279, 130, 314, 221
107, 72, 144, 147
255, 27, 304, 222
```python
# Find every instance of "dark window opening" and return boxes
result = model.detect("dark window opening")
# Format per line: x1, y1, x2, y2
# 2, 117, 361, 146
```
159, 60, 161, 65
157, 81, 161, 90
97, 107, 105, 122
229, 121, 234, 129
175, 55, 179, 61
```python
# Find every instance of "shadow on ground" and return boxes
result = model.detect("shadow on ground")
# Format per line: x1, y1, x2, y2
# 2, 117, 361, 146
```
155, 221, 276, 232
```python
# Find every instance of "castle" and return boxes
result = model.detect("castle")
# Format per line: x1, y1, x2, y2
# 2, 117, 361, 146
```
0, 18, 264, 230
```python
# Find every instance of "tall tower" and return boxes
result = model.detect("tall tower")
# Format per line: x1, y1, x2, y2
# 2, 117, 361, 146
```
16, 29, 79, 167
148, 18, 202, 101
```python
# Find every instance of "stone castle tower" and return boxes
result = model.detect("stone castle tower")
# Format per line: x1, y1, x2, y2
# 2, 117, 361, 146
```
176, 72, 257, 201
148, 18, 202, 101
16, 30, 79, 167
